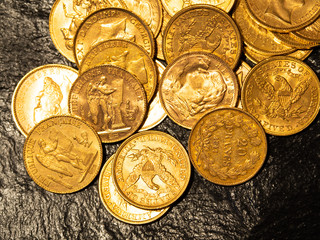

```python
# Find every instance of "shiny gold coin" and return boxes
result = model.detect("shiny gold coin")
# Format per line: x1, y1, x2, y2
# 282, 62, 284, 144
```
235, 61, 251, 109
242, 56, 320, 136
188, 108, 267, 185
49, 0, 109, 62
233, 0, 295, 55
163, 5, 242, 69
155, 9, 171, 60
140, 60, 167, 131
244, 46, 312, 64
12, 64, 78, 136
23, 115, 103, 193
159, 52, 239, 129
293, 16, 320, 43
69, 65, 147, 143
161, 0, 236, 17
99, 155, 169, 224
272, 31, 319, 49
74, 8, 155, 67
80, 39, 157, 102
112, 130, 191, 210
244, 0, 320, 33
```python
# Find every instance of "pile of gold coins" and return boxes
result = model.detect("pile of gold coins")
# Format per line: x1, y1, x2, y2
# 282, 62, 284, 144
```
11, 0, 320, 224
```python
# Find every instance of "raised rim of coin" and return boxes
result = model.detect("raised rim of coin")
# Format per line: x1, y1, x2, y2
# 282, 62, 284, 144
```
12, 64, 78, 137
188, 107, 268, 185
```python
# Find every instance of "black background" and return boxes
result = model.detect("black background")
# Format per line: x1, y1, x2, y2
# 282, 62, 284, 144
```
0, 0, 319, 239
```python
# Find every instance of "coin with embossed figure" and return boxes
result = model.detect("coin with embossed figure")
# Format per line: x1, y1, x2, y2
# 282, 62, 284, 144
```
159, 52, 239, 129
80, 39, 157, 102
112, 131, 191, 210
163, 5, 242, 68
242, 56, 320, 136
23, 116, 103, 193
244, 0, 320, 33
74, 8, 154, 67
12, 64, 78, 137
161, 0, 235, 17
189, 108, 267, 185
140, 60, 167, 131
99, 155, 169, 224
69, 65, 147, 143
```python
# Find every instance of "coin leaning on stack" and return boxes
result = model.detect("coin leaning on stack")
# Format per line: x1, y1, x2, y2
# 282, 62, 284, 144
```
10, 0, 320, 224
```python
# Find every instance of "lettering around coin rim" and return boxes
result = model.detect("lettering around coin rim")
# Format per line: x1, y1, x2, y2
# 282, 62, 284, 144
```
188, 107, 268, 185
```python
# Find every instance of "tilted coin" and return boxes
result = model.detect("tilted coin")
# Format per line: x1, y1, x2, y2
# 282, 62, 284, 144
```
159, 52, 239, 129
155, 9, 171, 60
69, 65, 147, 143
140, 60, 167, 131
161, 0, 236, 17
99, 155, 169, 224
12, 64, 78, 136
74, 8, 154, 66
242, 56, 320, 136
80, 39, 157, 102
293, 16, 320, 43
23, 116, 103, 193
235, 61, 251, 109
163, 5, 242, 69
49, 0, 109, 62
233, 0, 295, 55
112, 131, 191, 210
244, 0, 320, 33
272, 31, 319, 49
188, 108, 267, 185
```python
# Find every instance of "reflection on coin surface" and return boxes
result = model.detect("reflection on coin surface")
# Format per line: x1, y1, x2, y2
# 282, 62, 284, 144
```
12, 64, 78, 136
161, 0, 235, 17
242, 56, 320, 136
272, 31, 319, 49
188, 108, 267, 185
159, 52, 239, 129
235, 61, 251, 109
293, 16, 320, 43
140, 60, 167, 131
80, 39, 157, 102
99, 155, 169, 224
112, 131, 191, 210
69, 65, 147, 143
163, 5, 242, 68
244, 0, 320, 32
74, 8, 154, 66
23, 116, 103, 193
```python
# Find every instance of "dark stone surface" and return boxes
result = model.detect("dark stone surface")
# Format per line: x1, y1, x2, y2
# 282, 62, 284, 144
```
0, 0, 319, 239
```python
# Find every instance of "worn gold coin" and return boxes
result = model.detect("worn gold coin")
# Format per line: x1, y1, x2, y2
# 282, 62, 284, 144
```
163, 5, 242, 68
74, 8, 154, 66
99, 155, 169, 224
23, 115, 103, 193
12, 64, 78, 136
112, 130, 191, 210
244, 0, 320, 33
161, 0, 236, 17
69, 65, 147, 143
159, 52, 239, 129
242, 56, 320, 136
140, 60, 167, 131
188, 108, 267, 185
49, 0, 109, 62
80, 39, 157, 102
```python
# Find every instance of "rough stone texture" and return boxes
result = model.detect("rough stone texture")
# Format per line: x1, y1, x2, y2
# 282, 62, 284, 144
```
0, 0, 319, 239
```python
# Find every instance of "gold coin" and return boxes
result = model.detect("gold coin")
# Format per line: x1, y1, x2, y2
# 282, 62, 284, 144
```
188, 108, 267, 185
80, 39, 157, 102
163, 5, 242, 69
235, 61, 251, 109
112, 130, 191, 210
74, 8, 155, 67
272, 31, 319, 49
233, 0, 295, 55
241, 56, 320, 136
244, 0, 320, 33
12, 64, 78, 137
23, 115, 103, 193
49, 0, 109, 63
155, 8, 171, 60
293, 16, 320, 43
69, 65, 147, 143
161, 0, 236, 17
99, 155, 169, 224
140, 60, 167, 131
159, 52, 239, 129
